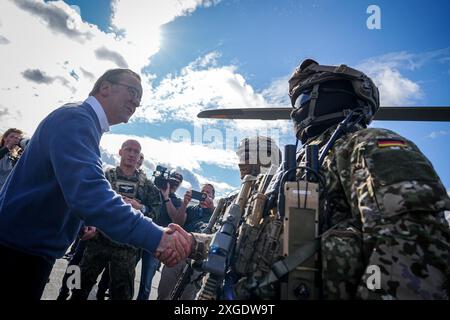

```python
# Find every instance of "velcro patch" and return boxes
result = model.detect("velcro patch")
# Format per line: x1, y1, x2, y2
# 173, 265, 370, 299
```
377, 139, 407, 148
118, 184, 135, 194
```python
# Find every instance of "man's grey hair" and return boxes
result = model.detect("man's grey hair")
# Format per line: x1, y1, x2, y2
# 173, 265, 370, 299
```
89, 69, 140, 96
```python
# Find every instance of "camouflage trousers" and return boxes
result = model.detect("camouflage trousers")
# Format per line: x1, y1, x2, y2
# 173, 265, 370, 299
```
70, 235, 139, 300
321, 212, 449, 300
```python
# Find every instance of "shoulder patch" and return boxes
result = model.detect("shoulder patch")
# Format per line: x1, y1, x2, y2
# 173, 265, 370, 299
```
377, 139, 407, 148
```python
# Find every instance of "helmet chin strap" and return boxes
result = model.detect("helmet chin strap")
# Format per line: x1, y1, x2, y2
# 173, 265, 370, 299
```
306, 84, 320, 127
293, 82, 365, 139
292, 103, 369, 144
317, 108, 365, 166
288, 61, 380, 126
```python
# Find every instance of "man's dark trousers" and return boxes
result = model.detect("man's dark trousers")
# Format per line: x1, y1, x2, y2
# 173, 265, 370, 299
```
0, 244, 54, 300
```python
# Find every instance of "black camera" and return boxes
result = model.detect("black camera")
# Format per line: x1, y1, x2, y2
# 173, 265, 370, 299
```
18, 138, 30, 149
191, 190, 207, 202
153, 165, 171, 190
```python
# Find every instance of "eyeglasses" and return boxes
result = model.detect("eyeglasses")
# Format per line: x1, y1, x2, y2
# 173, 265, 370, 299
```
109, 81, 141, 104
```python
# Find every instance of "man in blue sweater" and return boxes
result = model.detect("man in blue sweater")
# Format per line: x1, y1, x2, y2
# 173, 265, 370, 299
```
0, 69, 190, 300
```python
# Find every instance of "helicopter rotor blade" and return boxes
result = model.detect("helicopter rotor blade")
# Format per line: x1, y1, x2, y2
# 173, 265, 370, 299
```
197, 106, 450, 122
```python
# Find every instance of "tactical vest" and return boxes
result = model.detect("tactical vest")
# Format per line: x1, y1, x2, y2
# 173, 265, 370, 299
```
106, 167, 145, 200
195, 170, 320, 300
230, 171, 319, 300
94, 167, 162, 249
108, 167, 162, 220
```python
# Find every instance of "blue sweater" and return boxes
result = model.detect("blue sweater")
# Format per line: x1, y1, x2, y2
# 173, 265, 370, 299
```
0, 102, 163, 261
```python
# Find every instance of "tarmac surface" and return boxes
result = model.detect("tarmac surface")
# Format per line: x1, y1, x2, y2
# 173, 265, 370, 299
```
42, 257, 161, 300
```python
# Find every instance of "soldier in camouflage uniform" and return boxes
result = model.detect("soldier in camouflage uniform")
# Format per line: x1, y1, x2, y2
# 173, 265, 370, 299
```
70, 140, 162, 300
187, 135, 282, 256
171, 136, 283, 299
182, 60, 449, 300
288, 59, 450, 299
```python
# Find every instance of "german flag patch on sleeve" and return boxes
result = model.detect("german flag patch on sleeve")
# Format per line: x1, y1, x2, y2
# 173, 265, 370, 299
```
377, 139, 407, 148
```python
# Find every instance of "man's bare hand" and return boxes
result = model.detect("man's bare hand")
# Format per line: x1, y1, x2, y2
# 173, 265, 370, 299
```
80, 226, 97, 241
123, 196, 142, 210
200, 196, 214, 209
159, 182, 169, 198
183, 190, 192, 206
166, 223, 193, 249
155, 224, 192, 267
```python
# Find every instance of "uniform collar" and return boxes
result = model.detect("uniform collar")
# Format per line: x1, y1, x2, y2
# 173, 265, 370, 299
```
116, 166, 139, 179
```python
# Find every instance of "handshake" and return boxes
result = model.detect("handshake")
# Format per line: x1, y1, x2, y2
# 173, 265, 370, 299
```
154, 223, 193, 267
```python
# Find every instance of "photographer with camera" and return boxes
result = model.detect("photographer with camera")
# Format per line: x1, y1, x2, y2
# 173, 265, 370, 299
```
160, 172, 185, 225
157, 183, 215, 300
0, 128, 27, 189
136, 170, 185, 300
181, 184, 215, 232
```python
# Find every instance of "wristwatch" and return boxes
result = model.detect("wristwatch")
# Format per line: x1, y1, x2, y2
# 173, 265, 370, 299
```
163, 199, 170, 203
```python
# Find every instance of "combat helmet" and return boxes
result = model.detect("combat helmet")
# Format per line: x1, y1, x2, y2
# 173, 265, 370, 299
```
289, 59, 379, 142
236, 136, 281, 179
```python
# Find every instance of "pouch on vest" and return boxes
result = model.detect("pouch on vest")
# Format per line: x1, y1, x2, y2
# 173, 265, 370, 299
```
282, 180, 320, 300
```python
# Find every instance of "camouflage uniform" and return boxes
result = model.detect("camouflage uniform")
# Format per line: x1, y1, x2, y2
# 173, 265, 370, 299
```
71, 167, 162, 300
189, 127, 450, 300
300, 124, 450, 299
190, 175, 282, 300
192, 59, 450, 300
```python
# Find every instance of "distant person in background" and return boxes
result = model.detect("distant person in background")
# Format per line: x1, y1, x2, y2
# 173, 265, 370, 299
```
71, 139, 162, 300
157, 183, 216, 300
0, 128, 24, 188
136, 172, 185, 300
137, 153, 145, 171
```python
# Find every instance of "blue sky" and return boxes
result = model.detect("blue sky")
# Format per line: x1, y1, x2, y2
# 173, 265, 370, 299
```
1, 0, 449, 197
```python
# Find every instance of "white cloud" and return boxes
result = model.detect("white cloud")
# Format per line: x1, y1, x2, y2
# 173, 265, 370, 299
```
0, 1, 289, 141
110, 0, 222, 67
0, 0, 280, 195
0, 0, 221, 133
139, 52, 269, 121
135, 51, 292, 136
196, 173, 238, 197
99, 133, 239, 198
100, 133, 238, 172
426, 131, 449, 139
69, 5, 81, 16
373, 68, 421, 106
357, 48, 450, 106
261, 77, 291, 106
357, 58, 422, 106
